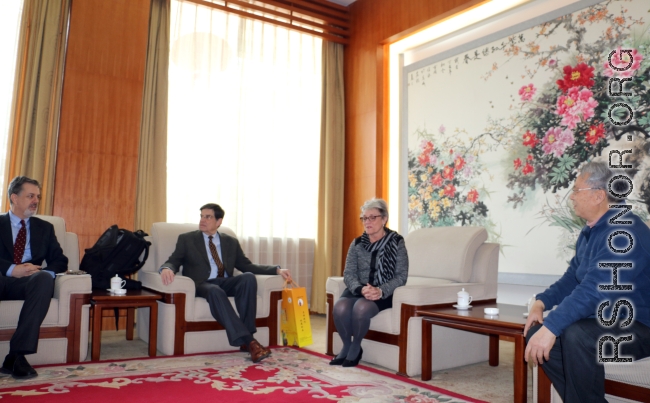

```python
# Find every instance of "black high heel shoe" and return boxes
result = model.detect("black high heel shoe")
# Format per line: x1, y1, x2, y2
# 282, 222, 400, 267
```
329, 356, 346, 365
342, 348, 363, 367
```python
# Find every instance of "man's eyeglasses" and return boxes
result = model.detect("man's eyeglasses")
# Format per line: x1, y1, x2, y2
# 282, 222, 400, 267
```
571, 187, 601, 193
200, 214, 215, 220
359, 215, 382, 223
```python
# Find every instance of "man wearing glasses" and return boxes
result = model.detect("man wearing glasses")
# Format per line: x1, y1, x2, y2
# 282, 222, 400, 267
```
160, 203, 292, 363
524, 161, 650, 402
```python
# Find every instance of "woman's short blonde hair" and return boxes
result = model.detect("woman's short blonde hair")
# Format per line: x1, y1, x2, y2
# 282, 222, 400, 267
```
360, 198, 389, 219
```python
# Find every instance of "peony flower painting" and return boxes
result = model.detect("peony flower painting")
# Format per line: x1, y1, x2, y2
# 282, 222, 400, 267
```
406, 0, 650, 275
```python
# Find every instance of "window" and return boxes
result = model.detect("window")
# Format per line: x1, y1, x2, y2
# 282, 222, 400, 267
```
167, 0, 322, 242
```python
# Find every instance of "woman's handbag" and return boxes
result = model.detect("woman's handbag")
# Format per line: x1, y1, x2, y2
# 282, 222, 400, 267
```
280, 280, 313, 347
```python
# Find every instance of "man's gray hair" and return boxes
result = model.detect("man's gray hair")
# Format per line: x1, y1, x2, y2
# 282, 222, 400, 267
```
360, 198, 389, 219
580, 161, 626, 202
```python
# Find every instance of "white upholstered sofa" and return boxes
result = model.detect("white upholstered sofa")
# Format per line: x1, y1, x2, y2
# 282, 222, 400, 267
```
0, 215, 91, 365
137, 223, 285, 355
326, 226, 499, 377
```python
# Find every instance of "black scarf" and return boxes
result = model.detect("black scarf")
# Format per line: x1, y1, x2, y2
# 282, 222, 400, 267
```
359, 227, 401, 286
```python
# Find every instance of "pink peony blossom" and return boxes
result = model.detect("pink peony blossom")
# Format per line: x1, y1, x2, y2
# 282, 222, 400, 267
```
542, 127, 575, 157
555, 87, 598, 129
518, 84, 536, 101
602, 47, 643, 78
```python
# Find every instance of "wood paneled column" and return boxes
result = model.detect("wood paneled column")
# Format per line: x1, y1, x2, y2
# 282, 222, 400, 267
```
54, 0, 151, 254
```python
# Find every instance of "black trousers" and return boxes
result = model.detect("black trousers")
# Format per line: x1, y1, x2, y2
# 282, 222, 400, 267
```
195, 273, 258, 347
0, 271, 54, 355
527, 319, 650, 403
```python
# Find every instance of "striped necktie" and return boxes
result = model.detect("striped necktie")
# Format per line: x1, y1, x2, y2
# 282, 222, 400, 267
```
208, 235, 225, 277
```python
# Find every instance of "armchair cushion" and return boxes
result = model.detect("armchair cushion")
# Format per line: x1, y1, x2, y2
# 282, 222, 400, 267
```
406, 226, 487, 282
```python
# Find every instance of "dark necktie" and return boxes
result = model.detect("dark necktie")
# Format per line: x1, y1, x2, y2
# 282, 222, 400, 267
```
13, 220, 27, 264
208, 235, 225, 277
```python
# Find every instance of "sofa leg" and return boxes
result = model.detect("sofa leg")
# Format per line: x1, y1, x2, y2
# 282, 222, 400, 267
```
326, 294, 335, 356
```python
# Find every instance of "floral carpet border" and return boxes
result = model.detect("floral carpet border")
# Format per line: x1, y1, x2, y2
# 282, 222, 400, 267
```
0, 347, 487, 403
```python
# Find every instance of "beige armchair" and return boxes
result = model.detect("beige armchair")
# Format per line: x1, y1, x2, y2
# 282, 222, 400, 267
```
326, 226, 499, 377
0, 215, 91, 365
137, 223, 285, 355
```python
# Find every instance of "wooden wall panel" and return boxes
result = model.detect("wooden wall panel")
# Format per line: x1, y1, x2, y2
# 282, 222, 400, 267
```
54, 0, 151, 255
342, 0, 480, 260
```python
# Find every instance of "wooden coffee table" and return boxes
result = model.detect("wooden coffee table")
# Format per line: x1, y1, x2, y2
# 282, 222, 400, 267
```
417, 302, 528, 403
90, 289, 161, 361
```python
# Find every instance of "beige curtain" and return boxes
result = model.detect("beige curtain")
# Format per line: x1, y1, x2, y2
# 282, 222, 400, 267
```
135, 0, 169, 232
2, 0, 70, 214
311, 41, 345, 314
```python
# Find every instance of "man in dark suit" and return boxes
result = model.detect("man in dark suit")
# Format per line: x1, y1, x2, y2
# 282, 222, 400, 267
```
0, 176, 68, 379
160, 203, 292, 363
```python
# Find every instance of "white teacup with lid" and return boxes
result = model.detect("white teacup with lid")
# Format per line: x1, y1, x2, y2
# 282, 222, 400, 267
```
110, 275, 126, 291
457, 288, 472, 308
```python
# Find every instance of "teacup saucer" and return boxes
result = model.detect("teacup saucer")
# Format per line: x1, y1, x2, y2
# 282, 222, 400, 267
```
107, 289, 127, 295
453, 304, 472, 310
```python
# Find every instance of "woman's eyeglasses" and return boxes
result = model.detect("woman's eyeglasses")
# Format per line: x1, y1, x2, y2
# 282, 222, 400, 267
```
359, 215, 382, 223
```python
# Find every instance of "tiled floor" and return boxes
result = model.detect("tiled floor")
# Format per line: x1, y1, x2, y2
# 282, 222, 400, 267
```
92, 314, 531, 402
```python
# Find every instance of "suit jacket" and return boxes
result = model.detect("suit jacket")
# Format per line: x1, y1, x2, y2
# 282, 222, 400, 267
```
0, 214, 69, 276
162, 230, 277, 287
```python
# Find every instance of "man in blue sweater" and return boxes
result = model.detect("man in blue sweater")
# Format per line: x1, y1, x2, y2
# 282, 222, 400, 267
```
524, 161, 650, 402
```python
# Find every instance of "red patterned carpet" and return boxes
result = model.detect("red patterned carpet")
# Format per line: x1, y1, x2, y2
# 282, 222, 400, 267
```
0, 347, 487, 402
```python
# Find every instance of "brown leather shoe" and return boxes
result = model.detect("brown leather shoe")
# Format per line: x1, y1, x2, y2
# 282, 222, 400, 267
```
239, 344, 248, 352
248, 339, 271, 363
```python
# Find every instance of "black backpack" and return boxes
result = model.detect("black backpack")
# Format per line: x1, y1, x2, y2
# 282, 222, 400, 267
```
81, 225, 151, 290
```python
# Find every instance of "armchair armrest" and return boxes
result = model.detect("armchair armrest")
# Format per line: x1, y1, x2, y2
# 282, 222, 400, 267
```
255, 275, 284, 318
53, 274, 91, 327
139, 270, 195, 294
326, 276, 346, 307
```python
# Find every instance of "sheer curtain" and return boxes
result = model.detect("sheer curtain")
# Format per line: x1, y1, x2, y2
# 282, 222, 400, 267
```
167, 0, 322, 296
0, 0, 24, 204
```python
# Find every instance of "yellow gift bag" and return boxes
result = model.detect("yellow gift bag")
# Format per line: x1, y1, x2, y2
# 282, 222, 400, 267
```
281, 280, 313, 347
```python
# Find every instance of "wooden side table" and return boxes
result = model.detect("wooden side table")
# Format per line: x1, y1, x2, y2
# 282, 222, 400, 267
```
90, 289, 161, 361
417, 303, 528, 403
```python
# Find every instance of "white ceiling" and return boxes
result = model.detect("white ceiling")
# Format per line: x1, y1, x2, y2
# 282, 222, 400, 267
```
328, 0, 356, 6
